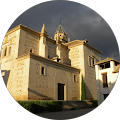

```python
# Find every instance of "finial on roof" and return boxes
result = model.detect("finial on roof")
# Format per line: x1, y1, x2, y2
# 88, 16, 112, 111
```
68, 37, 70, 42
84, 39, 88, 43
41, 24, 47, 34
40, 23, 48, 37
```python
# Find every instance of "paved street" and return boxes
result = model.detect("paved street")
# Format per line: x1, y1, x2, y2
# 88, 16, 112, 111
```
36, 108, 95, 119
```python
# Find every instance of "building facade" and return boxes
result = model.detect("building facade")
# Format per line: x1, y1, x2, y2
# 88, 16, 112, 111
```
95, 58, 120, 105
1, 23, 102, 100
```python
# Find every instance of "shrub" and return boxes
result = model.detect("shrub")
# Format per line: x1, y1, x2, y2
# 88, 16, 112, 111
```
92, 100, 98, 108
38, 101, 62, 112
17, 101, 62, 113
47, 101, 62, 112
18, 101, 45, 113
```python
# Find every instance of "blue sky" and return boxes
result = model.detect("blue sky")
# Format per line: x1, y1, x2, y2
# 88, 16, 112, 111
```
9, 0, 119, 60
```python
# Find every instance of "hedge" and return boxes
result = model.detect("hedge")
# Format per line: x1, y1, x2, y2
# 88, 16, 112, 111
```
91, 100, 98, 108
17, 101, 62, 114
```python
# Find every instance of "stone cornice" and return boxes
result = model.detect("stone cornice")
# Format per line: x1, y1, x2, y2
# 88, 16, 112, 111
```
46, 37, 56, 44
61, 43, 68, 49
16, 53, 30, 61
83, 42, 102, 54
6, 24, 40, 38
65, 40, 102, 54
6, 25, 20, 36
20, 25, 40, 37
16, 53, 80, 73
30, 53, 80, 73
65, 40, 83, 48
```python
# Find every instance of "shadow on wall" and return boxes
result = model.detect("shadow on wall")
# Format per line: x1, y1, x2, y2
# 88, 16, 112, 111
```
1, 70, 10, 86
84, 82, 93, 100
96, 79, 116, 105
96, 79, 116, 94
79, 74, 93, 100
28, 88, 53, 100
82, 76, 116, 101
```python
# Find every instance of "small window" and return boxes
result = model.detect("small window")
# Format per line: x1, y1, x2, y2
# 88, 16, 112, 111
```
41, 67, 45, 75
74, 75, 77, 82
102, 73, 108, 88
57, 59, 59, 62
115, 62, 118, 66
92, 58, 94, 66
100, 62, 110, 69
4, 47, 7, 56
88, 56, 92, 66
30, 49, 32, 53
100, 64, 104, 69
105, 62, 110, 68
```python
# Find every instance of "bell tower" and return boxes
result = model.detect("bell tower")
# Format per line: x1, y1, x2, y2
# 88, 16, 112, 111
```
54, 23, 67, 43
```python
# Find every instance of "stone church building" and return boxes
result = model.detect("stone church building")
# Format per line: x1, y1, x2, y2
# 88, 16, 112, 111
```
1, 23, 102, 100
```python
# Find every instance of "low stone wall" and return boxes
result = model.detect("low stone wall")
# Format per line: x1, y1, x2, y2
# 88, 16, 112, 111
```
62, 100, 98, 110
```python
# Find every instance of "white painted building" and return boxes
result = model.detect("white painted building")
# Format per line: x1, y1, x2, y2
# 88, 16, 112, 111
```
95, 58, 120, 105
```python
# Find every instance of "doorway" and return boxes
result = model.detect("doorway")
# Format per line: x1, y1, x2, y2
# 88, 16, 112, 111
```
58, 83, 65, 100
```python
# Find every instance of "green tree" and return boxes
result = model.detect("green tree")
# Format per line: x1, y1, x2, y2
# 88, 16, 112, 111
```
81, 75, 86, 100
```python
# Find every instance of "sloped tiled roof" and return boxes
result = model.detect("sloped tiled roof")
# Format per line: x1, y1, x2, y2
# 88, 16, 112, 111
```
94, 57, 120, 65
54, 24, 67, 35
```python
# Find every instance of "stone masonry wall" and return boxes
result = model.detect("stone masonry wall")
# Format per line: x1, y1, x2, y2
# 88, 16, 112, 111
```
69, 45, 85, 100
7, 57, 30, 100
46, 41, 55, 59
61, 46, 67, 64
18, 29, 39, 56
1, 30, 20, 61
84, 45, 101, 100
28, 57, 80, 100
69, 43, 101, 100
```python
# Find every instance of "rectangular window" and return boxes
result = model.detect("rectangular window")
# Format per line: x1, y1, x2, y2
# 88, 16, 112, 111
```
100, 64, 104, 69
100, 62, 110, 69
4, 47, 7, 56
74, 75, 77, 82
41, 67, 45, 75
102, 73, 108, 88
40, 65, 47, 76
88, 56, 92, 66
92, 58, 94, 66
105, 62, 110, 68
